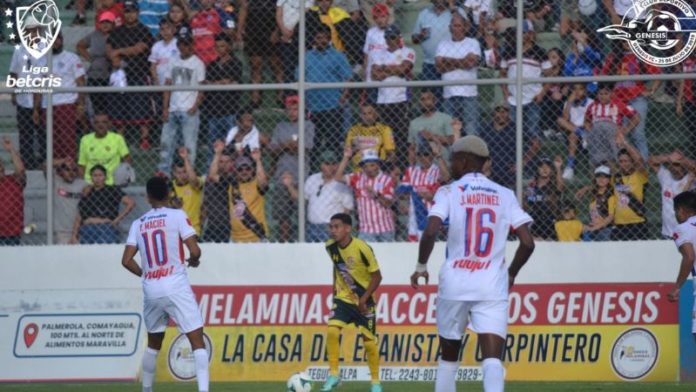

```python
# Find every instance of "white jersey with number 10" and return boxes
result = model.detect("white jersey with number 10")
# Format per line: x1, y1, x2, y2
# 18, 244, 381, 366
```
127, 207, 197, 299
673, 215, 696, 291
429, 173, 533, 301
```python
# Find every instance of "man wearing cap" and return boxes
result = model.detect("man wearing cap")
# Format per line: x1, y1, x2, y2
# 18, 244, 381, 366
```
157, 28, 206, 175
371, 24, 415, 165
363, 3, 390, 83
78, 112, 132, 186
106, 0, 154, 149
50, 158, 88, 245
497, 19, 549, 149
411, 135, 535, 392
362, 0, 395, 26
649, 151, 696, 239
480, 100, 540, 189
229, 149, 270, 243
42, 32, 86, 161
304, 151, 355, 242
78, 11, 117, 116
268, 96, 316, 242
9, 19, 47, 169
436, 12, 481, 137
335, 147, 396, 241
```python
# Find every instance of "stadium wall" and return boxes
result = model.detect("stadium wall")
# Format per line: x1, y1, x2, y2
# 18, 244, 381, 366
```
0, 241, 692, 383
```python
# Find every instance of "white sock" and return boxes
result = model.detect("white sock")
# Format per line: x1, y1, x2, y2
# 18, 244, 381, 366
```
482, 358, 504, 392
193, 348, 209, 392
142, 347, 159, 392
435, 360, 458, 392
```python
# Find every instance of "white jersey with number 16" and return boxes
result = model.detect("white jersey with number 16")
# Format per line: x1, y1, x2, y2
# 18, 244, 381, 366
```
429, 173, 533, 301
127, 207, 197, 299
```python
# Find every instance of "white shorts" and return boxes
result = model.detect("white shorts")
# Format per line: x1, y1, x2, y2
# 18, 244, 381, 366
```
144, 289, 204, 334
436, 298, 508, 340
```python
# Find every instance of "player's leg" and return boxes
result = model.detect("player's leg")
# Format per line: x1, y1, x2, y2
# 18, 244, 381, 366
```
435, 299, 472, 392
357, 303, 381, 392
168, 289, 208, 392
322, 325, 343, 391
185, 328, 209, 392
470, 301, 509, 392
142, 297, 169, 392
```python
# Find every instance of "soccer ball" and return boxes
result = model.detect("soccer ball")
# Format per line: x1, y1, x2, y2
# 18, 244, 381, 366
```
286, 372, 313, 392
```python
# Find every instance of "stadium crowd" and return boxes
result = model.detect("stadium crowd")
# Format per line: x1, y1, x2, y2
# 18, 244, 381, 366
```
3, 0, 696, 245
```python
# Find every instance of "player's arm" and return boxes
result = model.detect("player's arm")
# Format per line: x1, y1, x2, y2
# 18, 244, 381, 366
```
113, 194, 136, 227
668, 243, 695, 302
121, 245, 142, 277
508, 223, 535, 289
358, 269, 382, 314
334, 145, 352, 183
184, 235, 202, 267
411, 216, 443, 290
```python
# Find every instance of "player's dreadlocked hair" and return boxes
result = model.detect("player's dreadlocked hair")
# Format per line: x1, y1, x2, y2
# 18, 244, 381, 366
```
674, 191, 696, 214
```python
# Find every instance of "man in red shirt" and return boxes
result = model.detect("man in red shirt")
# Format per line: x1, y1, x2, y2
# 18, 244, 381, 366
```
190, 0, 235, 65
0, 138, 26, 246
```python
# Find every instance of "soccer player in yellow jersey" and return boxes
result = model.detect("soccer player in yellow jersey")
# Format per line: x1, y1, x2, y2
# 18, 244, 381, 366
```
322, 213, 383, 392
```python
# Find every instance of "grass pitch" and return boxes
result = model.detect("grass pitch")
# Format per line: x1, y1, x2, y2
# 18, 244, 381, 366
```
1, 382, 695, 391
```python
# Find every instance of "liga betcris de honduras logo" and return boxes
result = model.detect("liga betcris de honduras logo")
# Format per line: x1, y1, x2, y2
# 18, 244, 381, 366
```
597, 0, 696, 67
15, 0, 61, 59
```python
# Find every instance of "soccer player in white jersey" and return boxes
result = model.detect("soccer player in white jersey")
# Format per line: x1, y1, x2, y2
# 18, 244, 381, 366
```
121, 177, 209, 392
411, 135, 535, 392
668, 191, 696, 342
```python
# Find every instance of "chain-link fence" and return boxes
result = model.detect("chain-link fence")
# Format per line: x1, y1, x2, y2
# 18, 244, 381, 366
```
1, 0, 695, 245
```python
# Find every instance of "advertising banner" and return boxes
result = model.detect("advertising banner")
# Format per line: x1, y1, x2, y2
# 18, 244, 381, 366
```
156, 282, 678, 382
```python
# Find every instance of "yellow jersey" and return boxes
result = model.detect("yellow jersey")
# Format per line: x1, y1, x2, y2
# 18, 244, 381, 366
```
345, 122, 395, 170
311, 6, 350, 52
325, 237, 380, 306
555, 219, 583, 242
172, 177, 204, 235
613, 170, 648, 225
229, 179, 269, 243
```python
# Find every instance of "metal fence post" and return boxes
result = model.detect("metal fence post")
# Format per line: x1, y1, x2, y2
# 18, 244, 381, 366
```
297, 3, 306, 243
515, 0, 524, 203
46, 50, 54, 246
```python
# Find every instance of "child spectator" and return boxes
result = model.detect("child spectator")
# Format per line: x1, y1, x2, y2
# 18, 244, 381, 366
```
167, 0, 191, 36
557, 83, 593, 181
554, 204, 583, 242
149, 18, 179, 87
224, 106, 269, 153
583, 82, 639, 168
525, 157, 564, 240
363, 3, 390, 83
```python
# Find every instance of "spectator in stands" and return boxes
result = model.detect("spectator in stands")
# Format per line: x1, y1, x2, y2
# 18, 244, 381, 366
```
157, 29, 206, 175
562, 25, 601, 94
371, 24, 415, 165
77, 12, 116, 116
149, 18, 179, 87
276, 0, 312, 82
336, 147, 396, 241
96, 0, 124, 27
224, 106, 269, 153
463, 0, 493, 35
304, 151, 355, 242
171, 147, 204, 236
601, 41, 660, 160
398, 143, 449, 241
304, 25, 352, 168
583, 82, 640, 168
583, 165, 617, 241
307, 0, 351, 55
321, 0, 368, 68
362, 0, 396, 26
203, 33, 243, 164
525, 157, 564, 240
191, 0, 235, 65
51, 158, 88, 245
649, 151, 696, 239
498, 20, 548, 149
540, 48, 567, 137
604, 0, 639, 25
363, 3, 390, 84
345, 103, 395, 170
408, 91, 454, 164
71, 165, 135, 244
138, 0, 171, 36
480, 100, 540, 189
204, 141, 235, 242
557, 83, 593, 181
435, 12, 481, 137
78, 112, 132, 185
9, 21, 46, 170
558, 0, 582, 37
554, 204, 583, 242
44, 33, 86, 161
0, 138, 25, 246
237, 0, 284, 108
106, 0, 155, 150
677, 56, 696, 152
411, 0, 458, 99
167, 0, 191, 36
612, 134, 649, 240
268, 96, 316, 242
229, 149, 270, 243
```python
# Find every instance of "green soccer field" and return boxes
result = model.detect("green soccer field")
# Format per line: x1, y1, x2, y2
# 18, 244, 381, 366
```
2, 382, 696, 392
